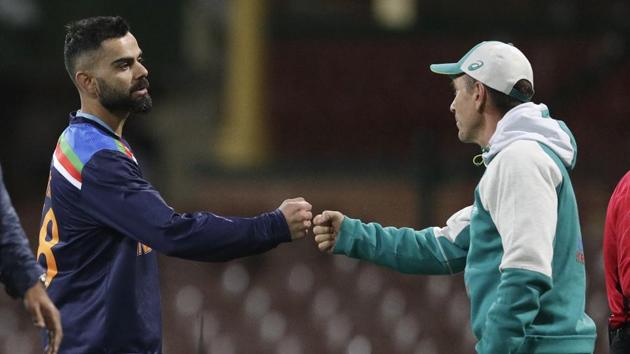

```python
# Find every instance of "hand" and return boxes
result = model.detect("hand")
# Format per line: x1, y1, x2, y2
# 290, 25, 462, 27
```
279, 197, 313, 240
23, 282, 62, 354
313, 210, 345, 253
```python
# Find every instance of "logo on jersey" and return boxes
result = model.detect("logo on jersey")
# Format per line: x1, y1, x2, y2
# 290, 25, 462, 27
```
575, 238, 585, 264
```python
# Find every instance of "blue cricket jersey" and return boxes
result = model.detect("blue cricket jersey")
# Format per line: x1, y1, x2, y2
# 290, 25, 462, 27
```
37, 112, 291, 353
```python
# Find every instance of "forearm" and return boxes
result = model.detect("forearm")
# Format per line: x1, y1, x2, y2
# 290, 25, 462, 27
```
0, 240, 43, 298
333, 217, 467, 275
154, 209, 291, 261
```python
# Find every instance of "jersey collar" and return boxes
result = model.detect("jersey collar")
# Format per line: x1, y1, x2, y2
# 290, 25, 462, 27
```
76, 110, 117, 136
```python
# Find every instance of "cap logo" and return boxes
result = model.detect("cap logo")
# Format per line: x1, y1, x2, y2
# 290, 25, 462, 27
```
468, 60, 484, 71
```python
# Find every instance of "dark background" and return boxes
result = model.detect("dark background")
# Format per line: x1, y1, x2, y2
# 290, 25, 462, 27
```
0, 0, 627, 353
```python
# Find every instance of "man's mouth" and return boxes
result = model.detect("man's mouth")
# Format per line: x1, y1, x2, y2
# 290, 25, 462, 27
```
131, 79, 150, 94
133, 88, 148, 96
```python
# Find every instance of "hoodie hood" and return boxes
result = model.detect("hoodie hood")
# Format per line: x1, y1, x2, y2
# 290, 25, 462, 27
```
482, 102, 577, 170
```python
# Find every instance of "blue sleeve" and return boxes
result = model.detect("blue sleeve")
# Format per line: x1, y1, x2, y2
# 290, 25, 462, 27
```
80, 150, 291, 262
333, 217, 468, 275
0, 165, 43, 298
475, 268, 552, 354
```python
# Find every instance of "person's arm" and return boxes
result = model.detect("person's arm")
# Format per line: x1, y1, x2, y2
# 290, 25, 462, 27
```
313, 207, 471, 275
612, 175, 630, 298
0, 166, 62, 353
80, 150, 311, 262
23, 282, 62, 354
0, 166, 44, 297
475, 143, 559, 354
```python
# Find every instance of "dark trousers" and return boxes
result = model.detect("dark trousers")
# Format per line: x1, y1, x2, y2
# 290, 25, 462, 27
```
610, 324, 630, 354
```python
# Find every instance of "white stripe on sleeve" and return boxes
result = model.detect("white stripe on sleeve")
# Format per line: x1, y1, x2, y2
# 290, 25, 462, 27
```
433, 205, 473, 242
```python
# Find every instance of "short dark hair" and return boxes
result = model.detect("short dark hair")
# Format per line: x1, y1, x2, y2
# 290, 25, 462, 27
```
63, 16, 130, 81
462, 75, 534, 115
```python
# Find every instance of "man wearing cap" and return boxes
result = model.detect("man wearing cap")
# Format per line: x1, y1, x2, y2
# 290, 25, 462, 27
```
312, 41, 596, 354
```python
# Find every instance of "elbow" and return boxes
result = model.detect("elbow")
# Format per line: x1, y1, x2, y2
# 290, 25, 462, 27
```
138, 236, 177, 257
151, 238, 215, 261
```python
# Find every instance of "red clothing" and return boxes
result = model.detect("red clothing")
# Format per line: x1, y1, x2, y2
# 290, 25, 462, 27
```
605, 171, 630, 328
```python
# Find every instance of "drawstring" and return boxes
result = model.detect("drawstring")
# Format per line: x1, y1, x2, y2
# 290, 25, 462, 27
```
472, 154, 484, 166
473, 146, 490, 167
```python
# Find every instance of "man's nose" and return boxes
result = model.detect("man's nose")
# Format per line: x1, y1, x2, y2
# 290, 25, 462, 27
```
135, 61, 149, 78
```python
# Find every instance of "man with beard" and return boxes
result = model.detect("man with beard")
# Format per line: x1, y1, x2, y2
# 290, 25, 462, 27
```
37, 16, 312, 353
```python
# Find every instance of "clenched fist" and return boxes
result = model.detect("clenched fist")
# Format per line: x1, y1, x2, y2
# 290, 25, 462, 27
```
313, 210, 345, 253
279, 197, 313, 240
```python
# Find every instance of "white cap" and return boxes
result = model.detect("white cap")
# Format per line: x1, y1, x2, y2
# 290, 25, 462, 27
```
430, 41, 534, 102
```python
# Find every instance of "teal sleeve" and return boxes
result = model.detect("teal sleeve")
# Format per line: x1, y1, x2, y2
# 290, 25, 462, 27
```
332, 217, 469, 275
476, 268, 552, 354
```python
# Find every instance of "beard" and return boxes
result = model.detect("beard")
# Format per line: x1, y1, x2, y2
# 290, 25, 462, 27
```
97, 77, 153, 114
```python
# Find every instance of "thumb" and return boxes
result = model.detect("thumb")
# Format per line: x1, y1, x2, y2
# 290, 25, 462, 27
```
320, 210, 334, 224
322, 210, 338, 223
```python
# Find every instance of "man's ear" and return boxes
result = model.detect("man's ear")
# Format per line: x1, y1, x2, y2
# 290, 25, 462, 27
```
75, 71, 98, 97
474, 81, 487, 112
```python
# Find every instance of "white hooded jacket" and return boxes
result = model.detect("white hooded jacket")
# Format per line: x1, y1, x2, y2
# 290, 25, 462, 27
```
478, 102, 576, 277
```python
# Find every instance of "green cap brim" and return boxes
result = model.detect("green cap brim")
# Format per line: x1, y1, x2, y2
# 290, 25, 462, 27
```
430, 63, 463, 75
430, 42, 487, 76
